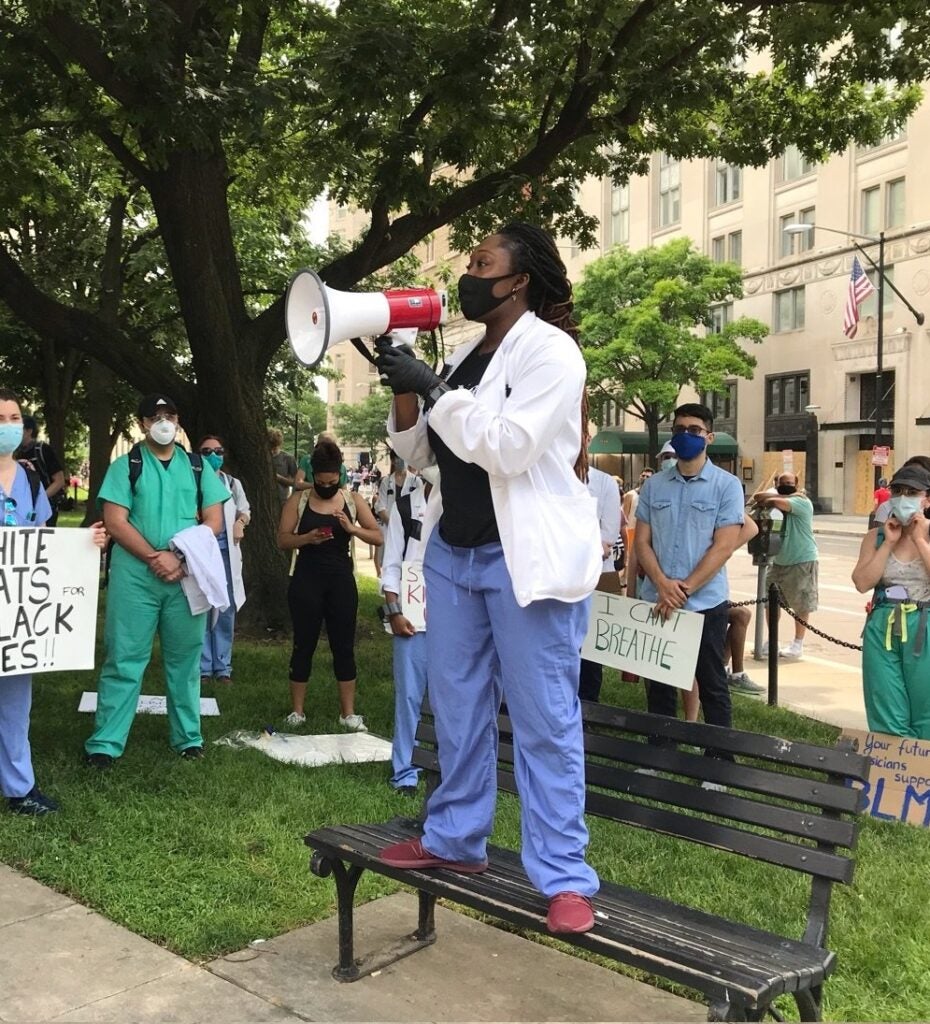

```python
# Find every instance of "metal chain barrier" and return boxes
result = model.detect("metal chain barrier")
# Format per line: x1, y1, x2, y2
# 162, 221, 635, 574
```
727, 588, 863, 653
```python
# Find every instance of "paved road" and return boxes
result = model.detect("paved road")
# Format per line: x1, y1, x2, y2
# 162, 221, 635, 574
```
729, 534, 864, 673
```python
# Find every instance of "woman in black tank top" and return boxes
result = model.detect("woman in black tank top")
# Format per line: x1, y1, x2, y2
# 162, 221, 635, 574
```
277, 439, 382, 732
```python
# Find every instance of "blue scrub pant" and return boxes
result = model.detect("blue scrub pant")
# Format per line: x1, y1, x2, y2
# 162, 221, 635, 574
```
423, 534, 598, 899
0, 674, 34, 798
201, 546, 236, 677
390, 631, 428, 789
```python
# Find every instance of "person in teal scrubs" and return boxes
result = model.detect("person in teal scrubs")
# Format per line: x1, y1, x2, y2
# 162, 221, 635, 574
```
84, 394, 229, 767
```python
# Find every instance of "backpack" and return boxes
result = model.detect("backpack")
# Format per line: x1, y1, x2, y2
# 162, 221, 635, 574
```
394, 491, 422, 559
104, 443, 204, 585
128, 442, 204, 513
289, 486, 357, 576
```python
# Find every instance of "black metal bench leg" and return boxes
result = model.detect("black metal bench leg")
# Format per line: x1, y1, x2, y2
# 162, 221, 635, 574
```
415, 889, 436, 941
708, 1000, 766, 1021
794, 987, 822, 1022
331, 860, 366, 981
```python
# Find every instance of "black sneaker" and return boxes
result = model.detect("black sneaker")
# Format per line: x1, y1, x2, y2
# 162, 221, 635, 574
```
85, 752, 115, 770
179, 746, 205, 760
8, 787, 59, 816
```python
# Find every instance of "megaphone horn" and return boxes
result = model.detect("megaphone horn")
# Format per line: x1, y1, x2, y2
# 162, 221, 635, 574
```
285, 268, 447, 369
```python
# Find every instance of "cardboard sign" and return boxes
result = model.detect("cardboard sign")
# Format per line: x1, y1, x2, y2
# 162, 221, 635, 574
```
581, 592, 705, 690
0, 528, 101, 678
841, 728, 930, 829
78, 692, 220, 716
401, 560, 426, 630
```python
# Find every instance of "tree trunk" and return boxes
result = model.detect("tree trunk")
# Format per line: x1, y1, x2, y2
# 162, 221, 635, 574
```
145, 150, 290, 631
38, 338, 82, 468
646, 407, 661, 467
82, 358, 120, 526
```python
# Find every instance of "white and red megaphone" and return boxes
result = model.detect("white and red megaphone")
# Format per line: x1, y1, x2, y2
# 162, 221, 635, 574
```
285, 268, 448, 368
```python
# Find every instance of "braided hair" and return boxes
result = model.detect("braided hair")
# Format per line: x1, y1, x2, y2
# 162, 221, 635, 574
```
498, 222, 588, 481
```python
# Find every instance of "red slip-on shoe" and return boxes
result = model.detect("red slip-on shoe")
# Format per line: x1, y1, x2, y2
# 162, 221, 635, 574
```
379, 837, 488, 874
546, 891, 595, 934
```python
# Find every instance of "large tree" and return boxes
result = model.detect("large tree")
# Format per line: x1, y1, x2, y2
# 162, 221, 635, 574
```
576, 238, 769, 461
1, 1, 928, 624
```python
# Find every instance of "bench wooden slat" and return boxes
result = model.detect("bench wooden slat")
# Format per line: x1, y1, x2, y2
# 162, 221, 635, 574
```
306, 822, 834, 1006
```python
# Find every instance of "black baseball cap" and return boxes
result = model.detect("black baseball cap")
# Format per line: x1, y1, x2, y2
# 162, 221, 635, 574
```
890, 465, 930, 493
137, 394, 178, 419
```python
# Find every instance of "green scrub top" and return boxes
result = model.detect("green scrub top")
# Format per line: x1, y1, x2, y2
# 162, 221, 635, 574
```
773, 494, 818, 566
98, 444, 230, 550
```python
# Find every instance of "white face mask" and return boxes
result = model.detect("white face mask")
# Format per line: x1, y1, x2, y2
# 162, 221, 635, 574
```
149, 419, 178, 446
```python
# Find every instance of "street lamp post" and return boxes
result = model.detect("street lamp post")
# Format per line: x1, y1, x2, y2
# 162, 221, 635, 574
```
784, 222, 924, 485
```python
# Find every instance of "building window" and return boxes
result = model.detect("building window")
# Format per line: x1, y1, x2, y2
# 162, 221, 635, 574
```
861, 185, 881, 235
859, 370, 895, 424
886, 178, 906, 228
765, 372, 810, 416
703, 381, 737, 424
711, 235, 725, 263
861, 179, 906, 234
611, 183, 630, 245
335, 388, 344, 404
782, 145, 815, 182
424, 234, 435, 263
779, 207, 816, 257
599, 398, 622, 428
728, 230, 742, 266
709, 303, 733, 334
657, 153, 681, 227
773, 287, 805, 332
714, 163, 742, 206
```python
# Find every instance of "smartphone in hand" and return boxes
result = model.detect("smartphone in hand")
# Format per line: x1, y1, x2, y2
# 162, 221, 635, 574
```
319, 526, 334, 539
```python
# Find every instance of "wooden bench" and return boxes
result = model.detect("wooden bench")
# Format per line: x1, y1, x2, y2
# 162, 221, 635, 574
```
305, 701, 869, 1021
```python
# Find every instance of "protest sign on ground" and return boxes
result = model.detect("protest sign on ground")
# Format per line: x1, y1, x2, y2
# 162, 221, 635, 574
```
0, 528, 101, 677
78, 693, 221, 716
582, 592, 705, 690
841, 727, 930, 829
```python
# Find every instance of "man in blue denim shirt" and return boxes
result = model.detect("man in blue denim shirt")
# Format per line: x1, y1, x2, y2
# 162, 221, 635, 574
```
635, 403, 745, 739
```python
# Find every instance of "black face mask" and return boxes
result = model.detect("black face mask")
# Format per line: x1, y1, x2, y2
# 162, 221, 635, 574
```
776, 484, 797, 495
313, 482, 340, 499
457, 272, 516, 322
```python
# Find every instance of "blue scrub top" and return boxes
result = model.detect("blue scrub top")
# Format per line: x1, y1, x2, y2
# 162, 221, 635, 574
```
1, 464, 52, 527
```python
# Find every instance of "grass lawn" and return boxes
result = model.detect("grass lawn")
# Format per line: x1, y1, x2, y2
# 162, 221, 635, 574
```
1, 567, 928, 1021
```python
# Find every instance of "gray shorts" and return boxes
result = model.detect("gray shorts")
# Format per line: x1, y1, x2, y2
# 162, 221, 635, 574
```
767, 560, 819, 615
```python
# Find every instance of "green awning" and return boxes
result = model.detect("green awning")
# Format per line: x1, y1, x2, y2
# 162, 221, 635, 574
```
588, 429, 739, 456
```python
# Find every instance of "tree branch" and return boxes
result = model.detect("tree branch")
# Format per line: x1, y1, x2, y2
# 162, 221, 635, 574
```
0, 243, 193, 404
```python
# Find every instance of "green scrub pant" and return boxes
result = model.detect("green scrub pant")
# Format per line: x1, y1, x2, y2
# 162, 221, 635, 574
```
85, 556, 207, 757
862, 606, 930, 739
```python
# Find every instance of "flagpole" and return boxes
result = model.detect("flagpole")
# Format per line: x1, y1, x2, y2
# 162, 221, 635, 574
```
874, 231, 885, 489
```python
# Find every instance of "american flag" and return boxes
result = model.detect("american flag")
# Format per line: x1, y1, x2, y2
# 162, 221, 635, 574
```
843, 257, 876, 338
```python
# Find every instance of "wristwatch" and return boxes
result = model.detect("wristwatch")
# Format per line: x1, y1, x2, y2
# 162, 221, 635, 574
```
382, 601, 403, 617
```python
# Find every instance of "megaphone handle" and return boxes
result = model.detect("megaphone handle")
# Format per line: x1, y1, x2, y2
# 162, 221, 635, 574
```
350, 337, 378, 365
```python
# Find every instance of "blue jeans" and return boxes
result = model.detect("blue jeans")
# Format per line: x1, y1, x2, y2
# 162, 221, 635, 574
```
201, 546, 236, 677
422, 533, 598, 899
390, 631, 428, 788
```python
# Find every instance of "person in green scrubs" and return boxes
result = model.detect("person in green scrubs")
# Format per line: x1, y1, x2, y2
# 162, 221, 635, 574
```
84, 395, 230, 767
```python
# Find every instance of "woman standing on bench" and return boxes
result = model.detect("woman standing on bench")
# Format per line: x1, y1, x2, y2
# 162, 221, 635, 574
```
375, 222, 602, 935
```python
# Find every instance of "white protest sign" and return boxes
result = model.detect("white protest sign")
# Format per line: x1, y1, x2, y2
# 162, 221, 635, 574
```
581, 591, 705, 690
78, 692, 221, 716
0, 528, 101, 678
401, 560, 426, 630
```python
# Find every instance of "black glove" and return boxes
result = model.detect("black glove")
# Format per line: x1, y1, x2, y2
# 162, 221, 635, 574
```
375, 338, 451, 409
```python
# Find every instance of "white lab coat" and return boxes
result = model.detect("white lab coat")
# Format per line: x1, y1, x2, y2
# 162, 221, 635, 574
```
218, 471, 250, 611
388, 311, 600, 606
170, 524, 230, 616
380, 485, 433, 627
587, 467, 622, 573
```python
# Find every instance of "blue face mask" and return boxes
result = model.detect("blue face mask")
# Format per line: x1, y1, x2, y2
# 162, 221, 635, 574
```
0, 422, 24, 455
889, 496, 923, 525
204, 452, 224, 472
669, 431, 706, 461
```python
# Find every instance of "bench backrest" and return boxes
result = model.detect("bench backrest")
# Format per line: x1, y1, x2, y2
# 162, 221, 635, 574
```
413, 700, 870, 947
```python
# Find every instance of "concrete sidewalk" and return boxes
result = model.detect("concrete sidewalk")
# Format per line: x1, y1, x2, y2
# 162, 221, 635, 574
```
0, 866, 701, 1022
811, 513, 870, 537
1, 546, 862, 1023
